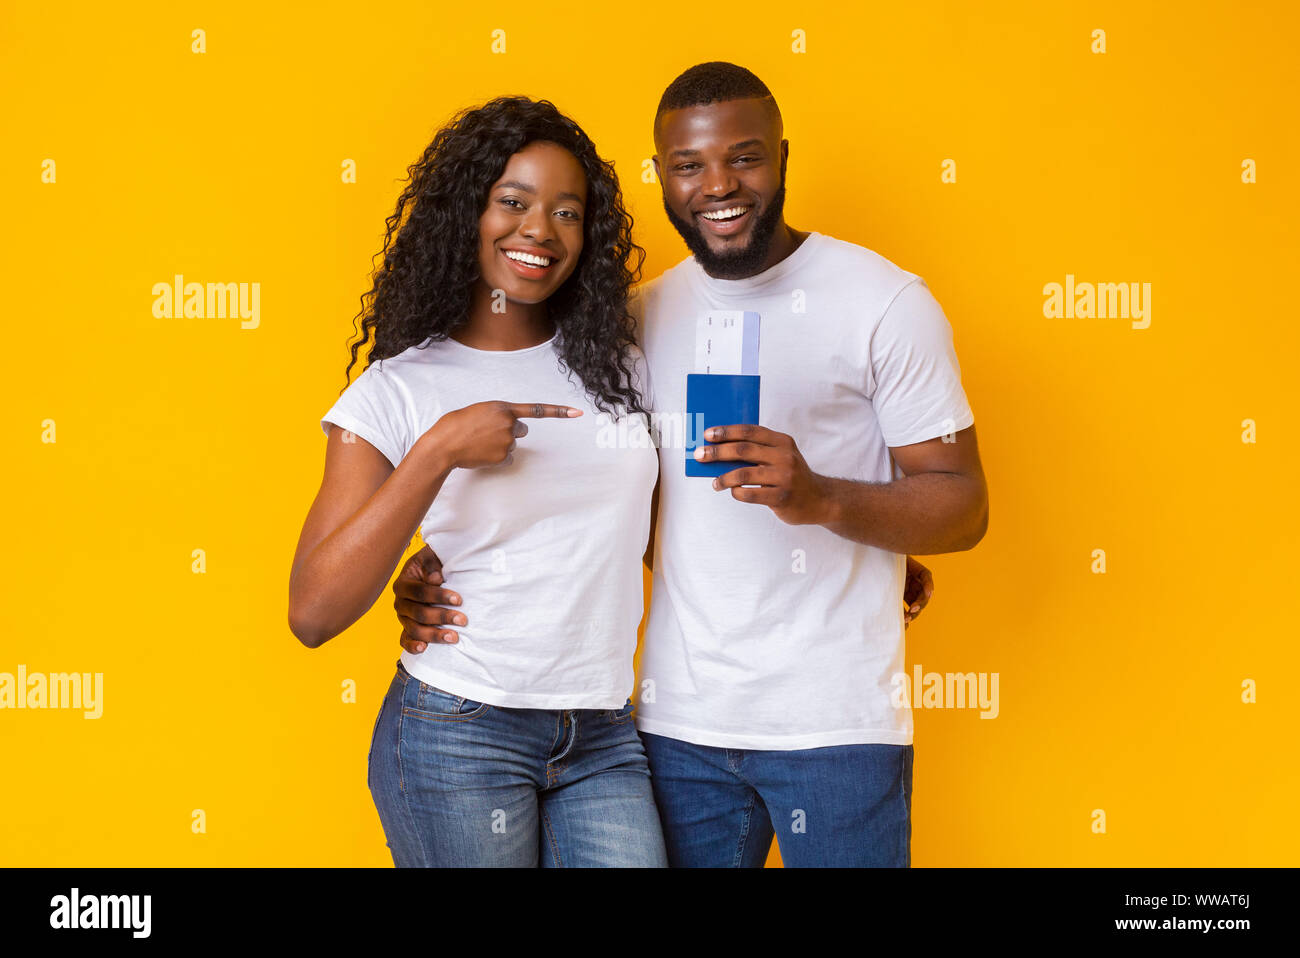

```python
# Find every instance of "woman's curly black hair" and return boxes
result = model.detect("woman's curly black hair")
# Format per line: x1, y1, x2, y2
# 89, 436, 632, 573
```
341, 96, 650, 422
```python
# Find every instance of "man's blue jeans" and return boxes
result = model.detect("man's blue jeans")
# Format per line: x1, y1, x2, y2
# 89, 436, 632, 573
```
641, 731, 913, 867
368, 661, 668, 867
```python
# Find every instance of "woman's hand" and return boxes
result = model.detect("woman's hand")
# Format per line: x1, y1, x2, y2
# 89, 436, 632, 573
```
903, 556, 935, 629
427, 400, 582, 469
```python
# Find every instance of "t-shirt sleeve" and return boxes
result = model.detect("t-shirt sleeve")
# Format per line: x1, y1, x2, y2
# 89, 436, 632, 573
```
319, 359, 414, 469
868, 278, 975, 447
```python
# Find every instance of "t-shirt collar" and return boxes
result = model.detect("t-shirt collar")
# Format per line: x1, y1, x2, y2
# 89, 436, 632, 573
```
688, 230, 824, 297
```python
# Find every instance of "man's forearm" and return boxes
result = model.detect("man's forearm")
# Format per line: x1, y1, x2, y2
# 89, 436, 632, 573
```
815, 471, 988, 555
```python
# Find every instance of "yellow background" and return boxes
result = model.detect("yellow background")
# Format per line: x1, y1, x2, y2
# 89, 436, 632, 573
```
2, 0, 1296, 866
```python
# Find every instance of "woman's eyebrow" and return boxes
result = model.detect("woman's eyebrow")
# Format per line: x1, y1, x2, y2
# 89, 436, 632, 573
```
494, 180, 584, 205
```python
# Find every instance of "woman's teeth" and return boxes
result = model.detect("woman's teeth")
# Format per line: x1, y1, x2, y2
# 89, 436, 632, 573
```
504, 250, 553, 267
700, 206, 750, 221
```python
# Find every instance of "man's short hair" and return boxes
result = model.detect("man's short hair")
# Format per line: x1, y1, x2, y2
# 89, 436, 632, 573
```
654, 61, 781, 138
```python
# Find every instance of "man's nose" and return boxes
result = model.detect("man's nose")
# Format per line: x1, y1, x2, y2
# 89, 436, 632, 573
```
703, 164, 740, 197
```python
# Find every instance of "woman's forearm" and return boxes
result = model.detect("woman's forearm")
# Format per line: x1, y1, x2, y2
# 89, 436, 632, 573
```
290, 435, 454, 647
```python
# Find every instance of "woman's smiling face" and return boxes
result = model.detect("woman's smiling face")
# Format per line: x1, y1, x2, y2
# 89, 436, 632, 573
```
476, 140, 588, 305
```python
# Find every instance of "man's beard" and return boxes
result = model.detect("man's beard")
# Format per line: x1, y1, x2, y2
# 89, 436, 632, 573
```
663, 180, 787, 280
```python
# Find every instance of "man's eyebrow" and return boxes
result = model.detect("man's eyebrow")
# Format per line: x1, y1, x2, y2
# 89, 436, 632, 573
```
668, 139, 766, 159
493, 180, 584, 204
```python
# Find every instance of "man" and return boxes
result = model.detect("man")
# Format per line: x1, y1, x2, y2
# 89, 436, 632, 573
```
393, 62, 987, 866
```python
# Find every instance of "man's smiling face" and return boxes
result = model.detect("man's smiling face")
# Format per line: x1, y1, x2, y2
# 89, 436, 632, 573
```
654, 96, 789, 280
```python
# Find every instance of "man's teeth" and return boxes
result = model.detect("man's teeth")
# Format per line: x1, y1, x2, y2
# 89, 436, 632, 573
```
700, 207, 750, 221
505, 250, 553, 266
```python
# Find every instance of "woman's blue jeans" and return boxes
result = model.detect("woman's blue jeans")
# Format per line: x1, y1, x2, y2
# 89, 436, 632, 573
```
368, 661, 668, 867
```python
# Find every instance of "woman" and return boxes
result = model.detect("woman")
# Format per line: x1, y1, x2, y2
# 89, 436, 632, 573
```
288, 96, 666, 866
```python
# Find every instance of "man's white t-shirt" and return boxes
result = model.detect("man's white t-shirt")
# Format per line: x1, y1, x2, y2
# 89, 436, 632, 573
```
631, 231, 976, 750
319, 333, 658, 710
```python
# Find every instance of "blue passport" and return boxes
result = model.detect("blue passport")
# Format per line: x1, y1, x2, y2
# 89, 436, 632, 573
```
685, 373, 762, 477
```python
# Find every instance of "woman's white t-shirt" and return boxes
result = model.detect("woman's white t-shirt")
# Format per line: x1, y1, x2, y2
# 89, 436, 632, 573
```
320, 333, 658, 710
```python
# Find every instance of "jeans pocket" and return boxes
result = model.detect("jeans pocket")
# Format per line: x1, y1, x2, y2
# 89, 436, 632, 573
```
606, 697, 636, 725
404, 680, 490, 721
